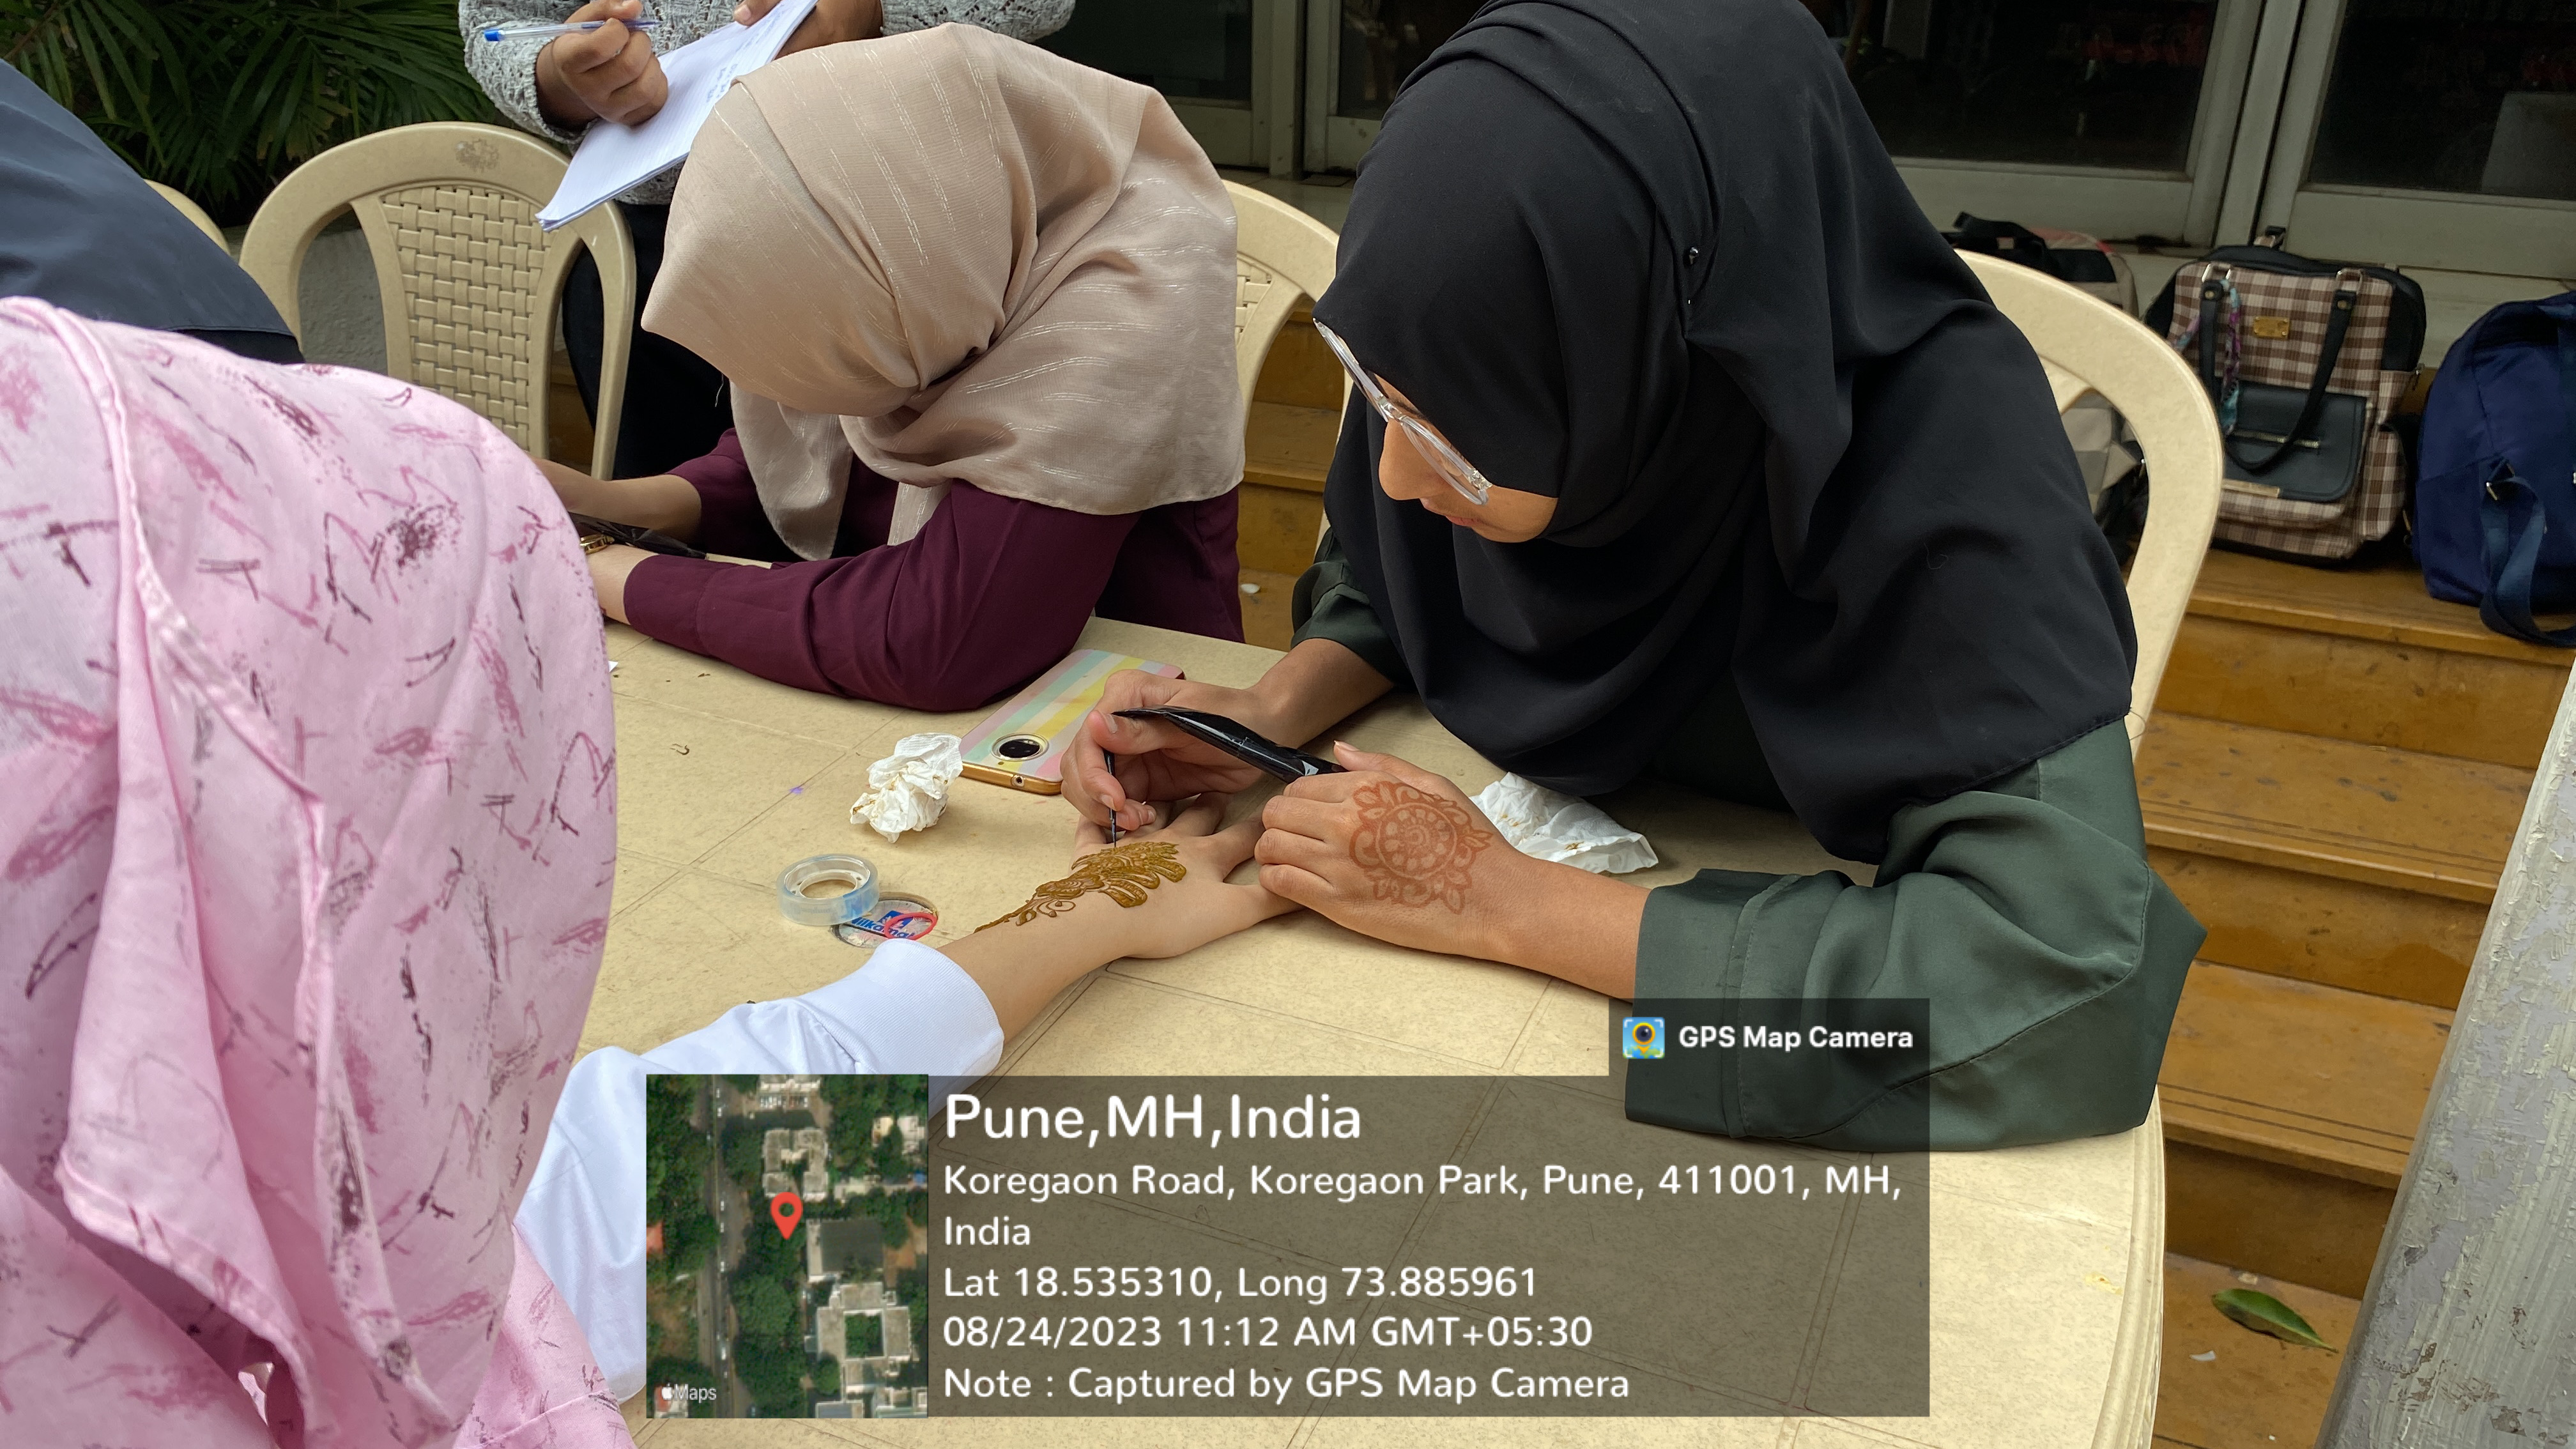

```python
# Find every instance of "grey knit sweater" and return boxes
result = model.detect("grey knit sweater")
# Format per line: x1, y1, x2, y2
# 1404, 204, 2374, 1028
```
459, 0, 1075, 204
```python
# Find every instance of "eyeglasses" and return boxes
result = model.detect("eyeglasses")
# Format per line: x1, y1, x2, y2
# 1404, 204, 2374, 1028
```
1312, 319, 1494, 505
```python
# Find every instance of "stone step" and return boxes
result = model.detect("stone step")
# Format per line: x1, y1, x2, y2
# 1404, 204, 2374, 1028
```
1238, 568, 1300, 653
2158, 962, 2451, 1296
1244, 399, 1340, 493
2145, 847, 2486, 1012
2157, 550, 2568, 770
2138, 713, 2526, 1008
2154, 1252, 2361, 1448
1237, 400, 1337, 576
1236, 310, 1343, 581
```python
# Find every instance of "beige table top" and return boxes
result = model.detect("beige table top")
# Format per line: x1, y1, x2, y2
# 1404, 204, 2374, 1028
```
597, 618, 2162, 1449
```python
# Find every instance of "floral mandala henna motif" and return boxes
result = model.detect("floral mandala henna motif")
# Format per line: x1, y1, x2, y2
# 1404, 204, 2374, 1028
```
977, 841, 1188, 931
1347, 781, 1492, 912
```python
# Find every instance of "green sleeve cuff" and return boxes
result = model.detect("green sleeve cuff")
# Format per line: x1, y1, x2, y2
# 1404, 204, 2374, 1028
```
1289, 533, 1412, 689
1623, 869, 1780, 1138
1622, 721, 2204, 1151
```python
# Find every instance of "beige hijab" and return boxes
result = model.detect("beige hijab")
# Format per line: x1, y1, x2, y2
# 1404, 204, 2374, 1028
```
645, 25, 1245, 558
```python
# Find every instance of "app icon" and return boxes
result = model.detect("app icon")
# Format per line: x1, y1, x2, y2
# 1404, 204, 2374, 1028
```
1623, 1016, 1664, 1059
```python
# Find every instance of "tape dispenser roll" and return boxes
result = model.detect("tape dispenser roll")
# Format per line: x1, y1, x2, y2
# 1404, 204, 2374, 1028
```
775, 854, 882, 928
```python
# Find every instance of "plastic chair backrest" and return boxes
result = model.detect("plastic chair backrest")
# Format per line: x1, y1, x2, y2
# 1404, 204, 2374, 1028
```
146, 182, 227, 249
1959, 250, 2223, 751
1225, 181, 1341, 406
239, 122, 634, 479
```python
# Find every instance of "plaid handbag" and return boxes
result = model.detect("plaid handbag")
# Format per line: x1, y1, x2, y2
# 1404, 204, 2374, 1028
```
2145, 241, 2426, 562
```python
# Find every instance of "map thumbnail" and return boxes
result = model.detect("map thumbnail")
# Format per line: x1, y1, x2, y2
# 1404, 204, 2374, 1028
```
644, 1074, 931, 1418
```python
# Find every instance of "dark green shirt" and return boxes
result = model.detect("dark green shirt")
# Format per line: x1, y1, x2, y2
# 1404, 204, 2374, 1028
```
1292, 535, 2201, 1150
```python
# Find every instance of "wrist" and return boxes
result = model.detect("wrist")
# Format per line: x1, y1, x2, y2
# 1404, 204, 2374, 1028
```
1056, 893, 1148, 968
1246, 641, 1357, 744
945, 896, 1131, 1038
588, 544, 654, 623
1235, 680, 1296, 744
1476, 855, 1646, 993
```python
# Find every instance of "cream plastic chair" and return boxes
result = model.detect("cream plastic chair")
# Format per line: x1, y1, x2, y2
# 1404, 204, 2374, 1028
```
240, 122, 633, 479
1225, 180, 1342, 405
1959, 249, 2223, 751
1225, 181, 1346, 553
146, 182, 227, 249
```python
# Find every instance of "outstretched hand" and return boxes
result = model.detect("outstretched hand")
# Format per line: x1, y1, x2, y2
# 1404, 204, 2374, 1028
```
1051, 793, 1297, 960
943, 792, 1297, 1038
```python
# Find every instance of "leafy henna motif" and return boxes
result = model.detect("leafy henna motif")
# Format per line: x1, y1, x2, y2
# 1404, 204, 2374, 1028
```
1347, 781, 1492, 912
977, 841, 1188, 930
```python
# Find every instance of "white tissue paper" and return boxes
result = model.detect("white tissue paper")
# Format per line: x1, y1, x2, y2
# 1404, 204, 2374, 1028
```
849, 732, 965, 842
1470, 774, 1659, 875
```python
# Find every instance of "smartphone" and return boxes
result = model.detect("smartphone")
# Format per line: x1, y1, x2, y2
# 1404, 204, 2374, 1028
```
958, 648, 1183, 794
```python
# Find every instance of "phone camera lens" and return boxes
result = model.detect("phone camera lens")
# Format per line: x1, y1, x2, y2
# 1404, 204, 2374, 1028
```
995, 735, 1045, 760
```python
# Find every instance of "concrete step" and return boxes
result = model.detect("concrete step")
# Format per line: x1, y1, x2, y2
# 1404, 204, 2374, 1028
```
1238, 400, 1336, 574
2138, 713, 2528, 1008
2146, 847, 2487, 1012
2157, 550, 2569, 770
1238, 568, 1299, 653
1236, 310, 1343, 580
2158, 962, 2451, 1296
2154, 1252, 2361, 1449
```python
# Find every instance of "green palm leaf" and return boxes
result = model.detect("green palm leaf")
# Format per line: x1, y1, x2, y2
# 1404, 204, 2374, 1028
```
3, 0, 494, 218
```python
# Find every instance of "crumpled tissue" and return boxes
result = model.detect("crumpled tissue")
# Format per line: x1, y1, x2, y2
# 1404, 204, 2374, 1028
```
849, 732, 965, 842
1470, 774, 1658, 875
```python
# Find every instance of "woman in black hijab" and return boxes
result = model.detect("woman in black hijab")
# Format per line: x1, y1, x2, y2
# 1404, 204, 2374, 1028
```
1069, 0, 2202, 1149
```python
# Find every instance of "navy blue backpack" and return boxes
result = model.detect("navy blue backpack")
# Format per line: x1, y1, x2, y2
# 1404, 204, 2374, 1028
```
2415, 293, 2576, 645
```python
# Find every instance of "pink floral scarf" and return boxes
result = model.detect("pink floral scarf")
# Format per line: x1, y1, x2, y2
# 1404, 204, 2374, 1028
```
0, 298, 624, 1446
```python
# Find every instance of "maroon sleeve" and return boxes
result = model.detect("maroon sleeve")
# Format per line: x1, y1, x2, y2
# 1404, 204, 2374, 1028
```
623, 484, 1138, 711
664, 429, 798, 563
1094, 491, 1243, 643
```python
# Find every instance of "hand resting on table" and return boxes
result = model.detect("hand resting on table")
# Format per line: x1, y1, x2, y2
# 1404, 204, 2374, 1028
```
944, 793, 1297, 1036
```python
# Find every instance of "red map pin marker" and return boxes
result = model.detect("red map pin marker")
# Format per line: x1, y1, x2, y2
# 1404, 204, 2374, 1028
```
769, 1192, 803, 1240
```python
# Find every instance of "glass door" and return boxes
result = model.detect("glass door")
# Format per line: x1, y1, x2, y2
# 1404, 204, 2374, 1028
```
2252, 0, 2576, 277
1845, 0, 2275, 243
1303, 0, 1485, 170
1303, 0, 2273, 245
1041, 0, 1301, 173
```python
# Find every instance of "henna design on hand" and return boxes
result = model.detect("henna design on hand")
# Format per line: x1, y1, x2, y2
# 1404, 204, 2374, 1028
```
977, 841, 1187, 931
1347, 781, 1493, 913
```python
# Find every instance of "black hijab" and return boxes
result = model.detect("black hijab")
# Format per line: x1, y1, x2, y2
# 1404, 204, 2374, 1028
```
1311, 0, 2135, 864
1, 62, 300, 364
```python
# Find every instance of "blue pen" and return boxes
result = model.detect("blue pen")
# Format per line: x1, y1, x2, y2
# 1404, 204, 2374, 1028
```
480, 17, 661, 40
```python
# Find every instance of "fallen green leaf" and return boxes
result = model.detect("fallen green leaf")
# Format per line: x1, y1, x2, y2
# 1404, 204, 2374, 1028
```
2212, 1289, 2333, 1350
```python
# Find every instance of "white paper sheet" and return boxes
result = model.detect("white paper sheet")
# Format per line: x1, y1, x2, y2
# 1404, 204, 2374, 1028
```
535, 0, 820, 230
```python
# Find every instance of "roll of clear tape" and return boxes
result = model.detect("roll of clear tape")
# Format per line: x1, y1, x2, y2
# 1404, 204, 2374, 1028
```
775, 854, 881, 928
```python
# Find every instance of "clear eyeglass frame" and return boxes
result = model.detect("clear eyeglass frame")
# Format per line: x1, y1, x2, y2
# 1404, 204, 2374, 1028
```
1312, 319, 1494, 505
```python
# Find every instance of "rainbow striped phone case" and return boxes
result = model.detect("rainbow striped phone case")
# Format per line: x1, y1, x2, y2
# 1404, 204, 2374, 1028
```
956, 648, 1183, 793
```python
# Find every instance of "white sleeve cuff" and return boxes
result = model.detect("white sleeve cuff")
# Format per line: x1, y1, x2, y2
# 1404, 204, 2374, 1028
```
627, 938, 1002, 1078
514, 939, 1001, 1402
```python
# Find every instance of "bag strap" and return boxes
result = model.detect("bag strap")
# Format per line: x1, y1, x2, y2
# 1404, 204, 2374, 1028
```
2478, 462, 2576, 647
2558, 307, 2576, 477
2195, 271, 2226, 401
2227, 270, 2362, 475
